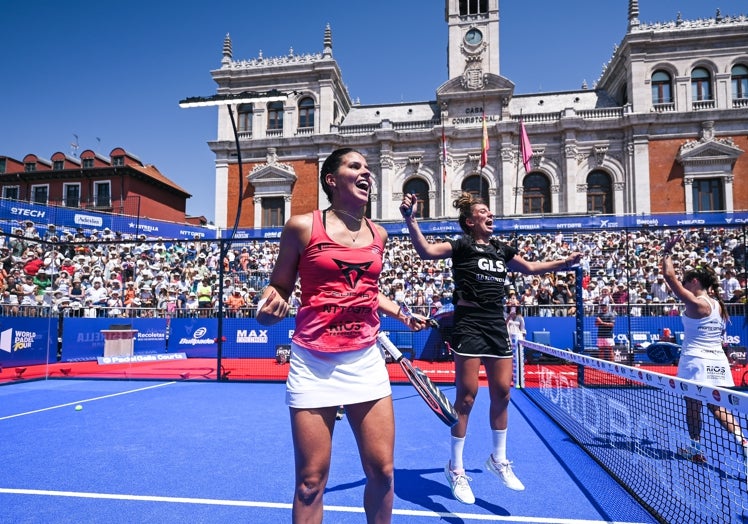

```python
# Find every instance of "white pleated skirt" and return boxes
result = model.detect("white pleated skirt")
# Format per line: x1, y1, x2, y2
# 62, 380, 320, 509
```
677, 353, 734, 388
286, 341, 391, 408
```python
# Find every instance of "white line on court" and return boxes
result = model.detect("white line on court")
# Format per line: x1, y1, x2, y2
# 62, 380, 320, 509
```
0, 488, 649, 523
0, 381, 176, 421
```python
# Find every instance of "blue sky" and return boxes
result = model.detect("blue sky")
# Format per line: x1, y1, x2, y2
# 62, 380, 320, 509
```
2, 1, 744, 222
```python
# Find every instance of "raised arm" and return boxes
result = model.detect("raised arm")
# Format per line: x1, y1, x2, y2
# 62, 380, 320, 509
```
400, 194, 452, 260
508, 251, 582, 275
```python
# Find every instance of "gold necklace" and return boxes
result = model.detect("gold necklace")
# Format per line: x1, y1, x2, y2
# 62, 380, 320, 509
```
331, 208, 364, 243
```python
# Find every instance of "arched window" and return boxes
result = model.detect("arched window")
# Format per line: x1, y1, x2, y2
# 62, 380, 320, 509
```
237, 104, 253, 135
297, 97, 314, 129
522, 173, 551, 214
651, 70, 672, 105
691, 67, 712, 101
403, 177, 430, 218
267, 101, 284, 131
586, 171, 613, 214
732, 64, 748, 100
462, 175, 489, 205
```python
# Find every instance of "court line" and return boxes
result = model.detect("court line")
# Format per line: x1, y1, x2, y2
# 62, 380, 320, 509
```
0, 381, 176, 421
0, 487, 649, 523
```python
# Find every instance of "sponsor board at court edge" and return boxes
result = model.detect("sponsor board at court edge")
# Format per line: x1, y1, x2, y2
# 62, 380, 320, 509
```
0, 328, 41, 353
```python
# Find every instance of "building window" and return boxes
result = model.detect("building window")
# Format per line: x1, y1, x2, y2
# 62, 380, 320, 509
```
53, 160, 64, 170
692, 178, 724, 212
237, 104, 253, 134
24, 162, 36, 172
262, 196, 285, 227
3, 186, 19, 200
651, 70, 672, 105
112, 156, 125, 167
462, 175, 489, 204
586, 171, 613, 214
732, 64, 748, 99
297, 97, 315, 129
82, 158, 94, 169
31, 185, 48, 205
267, 101, 284, 131
691, 67, 712, 101
63, 183, 80, 207
459, 0, 488, 16
0, 158, 5, 174
522, 173, 551, 214
403, 177, 430, 219
93, 181, 111, 208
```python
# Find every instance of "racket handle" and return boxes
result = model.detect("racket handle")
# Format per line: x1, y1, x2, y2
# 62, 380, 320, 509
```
398, 301, 440, 328
377, 332, 403, 361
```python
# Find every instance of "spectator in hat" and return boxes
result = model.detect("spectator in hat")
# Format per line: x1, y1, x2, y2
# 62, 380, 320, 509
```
33, 269, 52, 296
43, 224, 57, 242
19, 275, 38, 309
106, 290, 124, 317
185, 291, 199, 316
9, 228, 26, 260
721, 269, 740, 302
225, 289, 246, 317
650, 273, 670, 302
551, 279, 573, 317
86, 279, 109, 315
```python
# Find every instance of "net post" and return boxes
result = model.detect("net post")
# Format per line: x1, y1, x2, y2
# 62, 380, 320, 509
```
515, 340, 525, 388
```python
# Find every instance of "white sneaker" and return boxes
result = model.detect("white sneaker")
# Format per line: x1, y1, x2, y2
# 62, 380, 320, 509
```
486, 454, 525, 491
444, 462, 475, 504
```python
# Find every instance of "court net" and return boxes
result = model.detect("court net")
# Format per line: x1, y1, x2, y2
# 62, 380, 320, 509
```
518, 340, 748, 524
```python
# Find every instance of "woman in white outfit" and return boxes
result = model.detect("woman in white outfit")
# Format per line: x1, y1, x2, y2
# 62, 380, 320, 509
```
661, 236, 745, 463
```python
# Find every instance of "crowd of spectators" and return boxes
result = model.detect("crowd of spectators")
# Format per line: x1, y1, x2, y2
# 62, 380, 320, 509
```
0, 220, 745, 320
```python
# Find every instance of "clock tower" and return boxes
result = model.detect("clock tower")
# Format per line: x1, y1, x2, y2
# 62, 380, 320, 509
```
446, 0, 500, 85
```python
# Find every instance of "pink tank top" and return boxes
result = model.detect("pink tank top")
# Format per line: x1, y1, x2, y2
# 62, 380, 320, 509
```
292, 210, 384, 352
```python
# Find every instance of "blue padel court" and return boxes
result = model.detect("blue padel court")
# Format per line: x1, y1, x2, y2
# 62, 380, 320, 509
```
0, 379, 656, 524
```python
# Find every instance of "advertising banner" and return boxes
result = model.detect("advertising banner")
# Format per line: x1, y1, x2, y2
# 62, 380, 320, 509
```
61, 317, 168, 362
0, 317, 57, 367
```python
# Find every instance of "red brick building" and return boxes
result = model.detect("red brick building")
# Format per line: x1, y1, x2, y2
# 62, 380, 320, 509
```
0, 147, 192, 223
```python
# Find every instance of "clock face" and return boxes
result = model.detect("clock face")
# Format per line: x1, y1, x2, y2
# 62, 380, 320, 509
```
465, 28, 483, 46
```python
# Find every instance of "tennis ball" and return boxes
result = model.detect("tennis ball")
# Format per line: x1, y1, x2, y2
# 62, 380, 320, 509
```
75, 404, 83, 411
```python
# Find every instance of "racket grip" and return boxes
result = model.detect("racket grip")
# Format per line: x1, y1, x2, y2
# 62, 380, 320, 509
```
377, 332, 403, 361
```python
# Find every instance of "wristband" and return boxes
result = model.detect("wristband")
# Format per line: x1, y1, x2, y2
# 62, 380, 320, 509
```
256, 297, 267, 311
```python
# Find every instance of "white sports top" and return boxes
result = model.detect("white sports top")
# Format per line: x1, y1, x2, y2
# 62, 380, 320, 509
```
680, 295, 725, 359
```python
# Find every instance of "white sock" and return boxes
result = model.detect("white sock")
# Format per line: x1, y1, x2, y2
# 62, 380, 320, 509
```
492, 429, 508, 462
450, 436, 466, 472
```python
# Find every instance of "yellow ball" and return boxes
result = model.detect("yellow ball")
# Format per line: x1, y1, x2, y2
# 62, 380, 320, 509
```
75, 405, 83, 411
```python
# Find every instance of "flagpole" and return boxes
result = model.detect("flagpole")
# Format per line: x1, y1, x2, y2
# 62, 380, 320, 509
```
441, 120, 447, 217
514, 111, 521, 215
515, 112, 534, 216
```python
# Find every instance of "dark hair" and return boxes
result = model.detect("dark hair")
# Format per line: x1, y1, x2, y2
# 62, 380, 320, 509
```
452, 192, 486, 235
683, 264, 729, 321
320, 148, 358, 203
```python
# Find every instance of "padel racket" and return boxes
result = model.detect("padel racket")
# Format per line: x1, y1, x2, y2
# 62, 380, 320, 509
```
398, 301, 440, 329
377, 331, 458, 427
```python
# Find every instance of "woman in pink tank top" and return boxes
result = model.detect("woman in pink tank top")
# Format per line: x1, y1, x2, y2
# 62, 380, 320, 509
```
257, 148, 426, 524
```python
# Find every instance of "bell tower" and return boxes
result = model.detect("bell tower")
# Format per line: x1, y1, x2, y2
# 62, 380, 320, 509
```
445, 0, 500, 85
